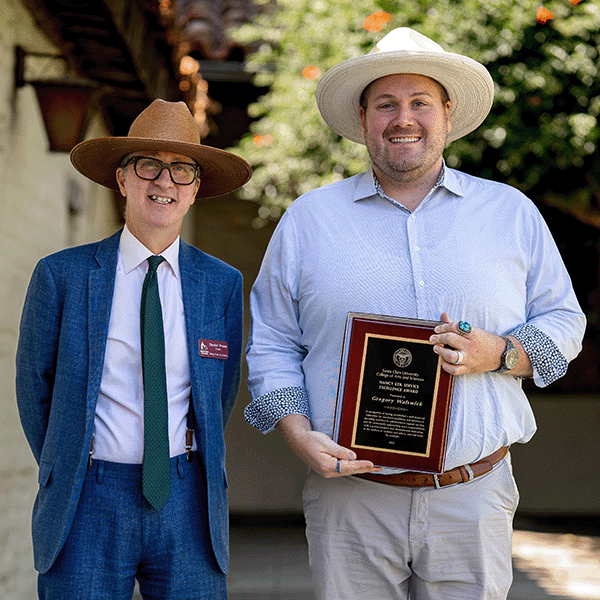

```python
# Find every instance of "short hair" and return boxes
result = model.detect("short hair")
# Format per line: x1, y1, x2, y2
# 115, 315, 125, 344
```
120, 152, 136, 168
359, 76, 450, 110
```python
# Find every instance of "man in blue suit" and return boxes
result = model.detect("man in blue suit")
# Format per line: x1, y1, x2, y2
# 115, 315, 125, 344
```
16, 99, 251, 599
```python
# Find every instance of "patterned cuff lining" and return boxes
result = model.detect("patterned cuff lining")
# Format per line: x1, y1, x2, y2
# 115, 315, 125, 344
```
244, 386, 310, 433
510, 324, 568, 387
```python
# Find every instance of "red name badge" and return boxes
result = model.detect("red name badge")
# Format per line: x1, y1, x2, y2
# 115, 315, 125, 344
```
198, 339, 229, 360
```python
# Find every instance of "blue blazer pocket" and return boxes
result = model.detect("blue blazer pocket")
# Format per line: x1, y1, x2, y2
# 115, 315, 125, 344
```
38, 459, 54, 487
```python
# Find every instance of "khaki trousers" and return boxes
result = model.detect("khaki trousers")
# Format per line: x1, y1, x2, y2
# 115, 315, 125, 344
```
302, 455, 519, 600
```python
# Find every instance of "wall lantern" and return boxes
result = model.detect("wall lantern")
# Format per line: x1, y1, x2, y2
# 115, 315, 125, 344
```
15, 46, 98, 152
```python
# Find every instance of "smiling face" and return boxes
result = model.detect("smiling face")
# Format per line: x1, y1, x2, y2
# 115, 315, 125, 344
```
360, 73, 452, 188
116, 150, 200, 252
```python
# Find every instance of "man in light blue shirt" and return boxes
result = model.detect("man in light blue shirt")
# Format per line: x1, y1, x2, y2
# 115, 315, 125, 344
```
245, 28, 585, 600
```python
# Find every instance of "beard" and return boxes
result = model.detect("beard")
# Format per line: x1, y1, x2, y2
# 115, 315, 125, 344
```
365, 126, 448, 185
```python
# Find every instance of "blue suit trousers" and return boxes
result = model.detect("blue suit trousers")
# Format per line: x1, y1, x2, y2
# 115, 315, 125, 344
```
37, 453, 227, 600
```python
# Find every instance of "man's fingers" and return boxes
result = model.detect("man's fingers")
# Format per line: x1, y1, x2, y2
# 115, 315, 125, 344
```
328, 456, 381, 478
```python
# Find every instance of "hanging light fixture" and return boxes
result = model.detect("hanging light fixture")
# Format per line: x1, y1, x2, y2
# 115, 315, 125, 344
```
15, 46, 98, 152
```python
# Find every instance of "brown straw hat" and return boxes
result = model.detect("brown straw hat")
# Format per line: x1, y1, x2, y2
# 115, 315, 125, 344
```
316, 28, 494, 145
70, 99, 251, 198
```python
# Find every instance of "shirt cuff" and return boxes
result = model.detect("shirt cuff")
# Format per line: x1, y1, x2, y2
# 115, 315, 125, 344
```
244, 386, 311, 433
510, 324, 569, 387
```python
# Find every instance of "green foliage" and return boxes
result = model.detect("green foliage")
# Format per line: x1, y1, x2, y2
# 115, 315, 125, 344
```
228, 0, 600, 228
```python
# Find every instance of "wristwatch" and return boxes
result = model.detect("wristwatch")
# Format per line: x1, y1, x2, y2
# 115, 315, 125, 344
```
493, 337, 519, 374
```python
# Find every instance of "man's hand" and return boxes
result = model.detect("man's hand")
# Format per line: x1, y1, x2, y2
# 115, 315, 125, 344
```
429, 313, 533, 378
275, 414, 381, 478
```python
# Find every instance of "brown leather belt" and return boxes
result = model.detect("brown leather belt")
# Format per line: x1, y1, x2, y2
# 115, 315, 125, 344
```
356, 446, 508, 488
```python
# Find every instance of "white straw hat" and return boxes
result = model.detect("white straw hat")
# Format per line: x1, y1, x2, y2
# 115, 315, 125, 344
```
316, 27, 494, 145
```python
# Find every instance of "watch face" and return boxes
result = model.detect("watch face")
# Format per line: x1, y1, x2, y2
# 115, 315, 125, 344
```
505, 348, 519, 370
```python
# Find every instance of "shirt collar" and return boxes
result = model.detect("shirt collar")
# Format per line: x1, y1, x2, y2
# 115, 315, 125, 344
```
119, 224, 180, 279
440, 163, 463, 197
352, 168, 378, 202
358, 161, 463, 207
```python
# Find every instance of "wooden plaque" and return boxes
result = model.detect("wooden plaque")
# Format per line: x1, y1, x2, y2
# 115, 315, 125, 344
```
333, 313, 455, 473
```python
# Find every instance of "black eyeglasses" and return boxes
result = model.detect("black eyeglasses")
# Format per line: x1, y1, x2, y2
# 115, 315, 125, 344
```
122, 156, 200, 185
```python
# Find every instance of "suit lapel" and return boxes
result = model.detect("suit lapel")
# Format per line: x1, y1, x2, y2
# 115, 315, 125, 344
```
86, 230, 121, 420
179, 241, 208, 438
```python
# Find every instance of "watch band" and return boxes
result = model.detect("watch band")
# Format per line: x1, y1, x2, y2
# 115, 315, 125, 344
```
493, 336, 519, 374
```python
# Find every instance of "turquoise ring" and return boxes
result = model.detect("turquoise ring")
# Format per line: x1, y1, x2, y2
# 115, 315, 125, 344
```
458, 321, 472, 335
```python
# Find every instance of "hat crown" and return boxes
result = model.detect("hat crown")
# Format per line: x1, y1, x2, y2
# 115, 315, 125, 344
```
369, 27, 445, 56
128, 99, 201, 145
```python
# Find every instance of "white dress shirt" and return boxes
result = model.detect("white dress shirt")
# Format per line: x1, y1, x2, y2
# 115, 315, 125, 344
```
93, 225, 194, 463
245, 166, 586, 471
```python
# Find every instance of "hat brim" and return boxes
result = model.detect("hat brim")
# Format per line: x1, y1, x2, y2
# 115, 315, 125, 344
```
316, 50, 494, 145
70, 137, 252, 198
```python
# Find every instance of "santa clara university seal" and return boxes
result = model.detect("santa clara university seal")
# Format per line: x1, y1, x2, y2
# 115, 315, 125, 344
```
393, 348, 412, 368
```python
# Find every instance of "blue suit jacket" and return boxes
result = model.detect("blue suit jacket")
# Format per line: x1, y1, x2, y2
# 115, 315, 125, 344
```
15, 229, 243, 575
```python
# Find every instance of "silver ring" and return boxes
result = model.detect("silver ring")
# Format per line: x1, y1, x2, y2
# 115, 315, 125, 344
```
454, 350, 465, 365
458, 321, 472, 336
336, 459, 342, 474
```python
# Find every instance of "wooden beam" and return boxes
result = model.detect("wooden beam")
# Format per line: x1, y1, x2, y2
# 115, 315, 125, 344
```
104, 0, 180, 101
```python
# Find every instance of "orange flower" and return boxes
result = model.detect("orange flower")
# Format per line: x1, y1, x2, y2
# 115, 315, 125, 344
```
179, 55, 199, 76
569, 0, 582, 4
363, 11, 392, 33
302, 65, 321, 80
536, 6, 554, 23
253, 134, 275, 148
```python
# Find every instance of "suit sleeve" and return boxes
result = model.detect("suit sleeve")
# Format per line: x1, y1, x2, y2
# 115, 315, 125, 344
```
221, 270, 243, 426
15, 259, 62, 464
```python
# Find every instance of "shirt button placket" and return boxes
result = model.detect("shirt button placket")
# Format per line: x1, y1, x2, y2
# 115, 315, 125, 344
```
408, 215, 425, 317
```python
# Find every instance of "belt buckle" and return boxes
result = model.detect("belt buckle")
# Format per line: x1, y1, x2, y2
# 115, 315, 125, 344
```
433, 474, 441, 489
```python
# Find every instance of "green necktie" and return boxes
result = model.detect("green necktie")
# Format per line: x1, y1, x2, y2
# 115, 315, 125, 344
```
141, 255, 170, 511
